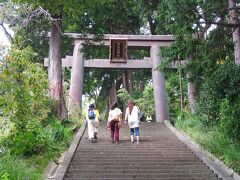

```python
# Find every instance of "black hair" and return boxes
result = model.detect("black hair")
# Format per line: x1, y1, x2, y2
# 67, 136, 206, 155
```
111, 102, 118, 110
89, 104, 95, 109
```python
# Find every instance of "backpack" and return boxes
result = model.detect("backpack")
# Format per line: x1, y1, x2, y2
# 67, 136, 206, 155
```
137, 107, 144, 122
88, 109, 96, 120
138, 112, 144, 122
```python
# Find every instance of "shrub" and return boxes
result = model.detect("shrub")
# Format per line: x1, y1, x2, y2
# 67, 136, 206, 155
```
218, 98, 240, 143
0, 47, 73, 157
0, 153, 39, 180
195, 60, 240, 128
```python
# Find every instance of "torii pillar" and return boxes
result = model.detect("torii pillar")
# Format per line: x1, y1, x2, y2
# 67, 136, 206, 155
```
68, 40, 84, 117
151, 45, 169, 122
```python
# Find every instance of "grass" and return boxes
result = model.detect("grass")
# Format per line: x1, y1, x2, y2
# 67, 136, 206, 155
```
0, 154, 42, 180
174, 115, 240, 174
0, 145, 71, 180
0, 116, 81, 180
0, 126, 76, 180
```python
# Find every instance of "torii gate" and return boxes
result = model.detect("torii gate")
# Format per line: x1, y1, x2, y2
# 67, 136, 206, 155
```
44, 34, 174, 122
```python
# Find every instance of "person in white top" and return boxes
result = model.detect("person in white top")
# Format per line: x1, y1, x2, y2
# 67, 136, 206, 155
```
107, 102, 122, 144
124, 100, 140, 144
86, 104, 99, 143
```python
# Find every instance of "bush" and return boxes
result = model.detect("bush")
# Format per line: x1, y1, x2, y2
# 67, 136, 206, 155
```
218, 98, 240, 143
195, 60, 240, 128
0, 47, 74, 157
134, 85, 155, 117
117, 85, 155, 119
0, 153, 40, 180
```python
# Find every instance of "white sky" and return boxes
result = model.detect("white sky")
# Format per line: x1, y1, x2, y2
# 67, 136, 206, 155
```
0, 24, 14, 47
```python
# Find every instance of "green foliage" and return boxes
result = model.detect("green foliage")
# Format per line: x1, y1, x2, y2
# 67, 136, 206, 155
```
0, 47, 51, 133
0, 47, 74, 157
82, 0, 142, 34
196, 60, 240, 127
0, 49, 51, 126
117, 88, 131, 105
0, 153, 39, 180
218, 98, 240, 143
3, 0, 239, 175
155, 0, 240, 148
117, 85, 155, 118
134, 85, 154, 117
0, 48, 75, 179
175, 112, 240, 173
0, 116, 74, 179
165, 72, 186, 118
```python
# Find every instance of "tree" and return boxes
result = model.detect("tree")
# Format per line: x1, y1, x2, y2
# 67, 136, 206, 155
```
10, 0, 85, 119
48, 15, 67, 119
228, 0, 240, 64
154, 0, 237, 114
0, 0, 15, 43
77, 0, 143, 109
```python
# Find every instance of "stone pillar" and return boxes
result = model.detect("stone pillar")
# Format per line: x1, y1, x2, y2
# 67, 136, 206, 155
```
151, 45, 169, 122
68, 40, 84, 117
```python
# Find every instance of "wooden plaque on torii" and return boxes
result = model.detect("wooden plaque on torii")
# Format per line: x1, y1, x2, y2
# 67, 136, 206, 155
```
109, 39, 127, 63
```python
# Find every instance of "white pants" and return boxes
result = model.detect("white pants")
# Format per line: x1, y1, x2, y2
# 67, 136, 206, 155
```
87, 118, 99, 139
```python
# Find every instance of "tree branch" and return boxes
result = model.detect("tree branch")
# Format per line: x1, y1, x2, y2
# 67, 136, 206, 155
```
0, 21, 13, 42
23, 6, 63, 35
199, 21, 240, 28
174, 0, 239, 29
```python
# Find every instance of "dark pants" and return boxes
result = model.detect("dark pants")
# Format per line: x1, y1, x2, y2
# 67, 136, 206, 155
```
109, 120, 119, 142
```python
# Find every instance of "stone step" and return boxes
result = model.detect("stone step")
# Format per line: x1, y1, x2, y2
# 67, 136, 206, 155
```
70, 157, 199, 162
64, 173, 219, 179
69, 164, 210, 171
62, 122, 221, 180
75, 150, 192, 153
67, 169, 214, 174
64, 178, 220, 180
76, 146, 191, 149
69, 162, 206, 167
76, 147, 191, 152
77, 143, 189, 145
72, 155, 197, 159
75, 149, 191, 152
72, 152, 197, 157
79, 140, 185, 143
73, 150, 195, 154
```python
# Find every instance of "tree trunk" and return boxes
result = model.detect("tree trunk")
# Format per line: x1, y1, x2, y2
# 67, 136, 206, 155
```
116, 78, 122, 92
48, 18, 67, 120
187, 73, 197, 114
229, 0, 240, 64
122, 70, 133, 95
122, 70, 130, 92
128, 70, 133, 95
111, 81, 117, 103
148, 15, 157, 35
179, 67, 183, 110
139, 81, 145, 91
107, 96, 111, 111
108, 81, 117, 107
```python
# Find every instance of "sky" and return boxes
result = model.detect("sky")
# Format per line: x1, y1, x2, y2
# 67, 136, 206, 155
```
0, 24, 14, 47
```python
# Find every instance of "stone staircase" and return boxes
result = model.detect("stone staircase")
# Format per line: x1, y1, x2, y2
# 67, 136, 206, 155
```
63, 122, 221, 180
